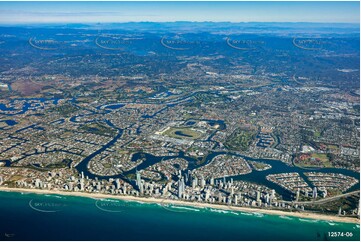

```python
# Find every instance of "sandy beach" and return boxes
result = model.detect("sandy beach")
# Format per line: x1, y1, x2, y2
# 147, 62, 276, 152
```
0, 187, 359, 224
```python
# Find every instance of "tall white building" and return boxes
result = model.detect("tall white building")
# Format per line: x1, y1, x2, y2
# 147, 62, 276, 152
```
312, 187, 318, 199
296, 188, 300, 202
80, 178, 85, 191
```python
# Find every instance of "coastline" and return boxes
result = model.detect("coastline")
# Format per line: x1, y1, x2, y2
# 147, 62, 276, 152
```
0, 187, 359, 224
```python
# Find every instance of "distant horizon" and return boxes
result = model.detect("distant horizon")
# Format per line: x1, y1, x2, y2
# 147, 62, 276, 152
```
1, 20, 359, 25
0, 1, 359, 24
0, 21, 359, 27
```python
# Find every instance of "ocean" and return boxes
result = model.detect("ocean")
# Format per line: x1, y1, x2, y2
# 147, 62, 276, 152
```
0, 191, 359, 241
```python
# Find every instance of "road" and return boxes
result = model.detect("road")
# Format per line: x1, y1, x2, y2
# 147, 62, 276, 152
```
290, 190, 360, 205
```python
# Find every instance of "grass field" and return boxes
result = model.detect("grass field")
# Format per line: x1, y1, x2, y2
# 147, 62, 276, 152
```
327, 144, 338, 151
224, 128, 257, 151
80, 122, 116, 137
311, 153, 329, 162
295, 153, 332, 168
163, 127, 203, 140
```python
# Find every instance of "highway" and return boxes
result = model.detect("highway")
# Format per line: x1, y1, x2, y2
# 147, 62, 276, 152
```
290, 190, 360, 205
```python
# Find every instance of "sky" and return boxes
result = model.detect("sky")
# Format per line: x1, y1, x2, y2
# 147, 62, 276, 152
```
0, 1, 359, 24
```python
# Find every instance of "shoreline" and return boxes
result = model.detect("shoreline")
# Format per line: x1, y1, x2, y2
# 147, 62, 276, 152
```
0, 187, 359, 224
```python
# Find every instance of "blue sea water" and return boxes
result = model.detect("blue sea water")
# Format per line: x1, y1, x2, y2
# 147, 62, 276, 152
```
0, 191, 359, 241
